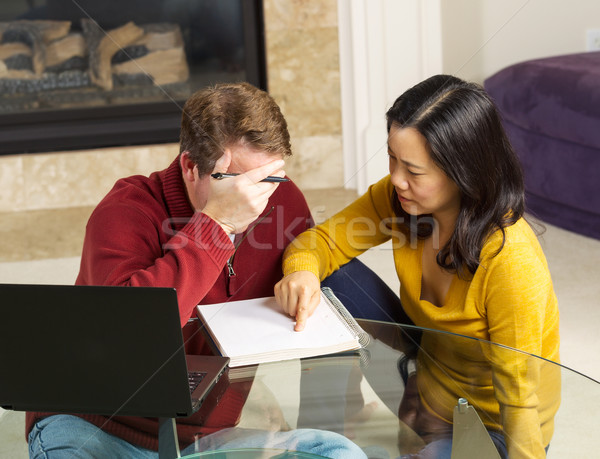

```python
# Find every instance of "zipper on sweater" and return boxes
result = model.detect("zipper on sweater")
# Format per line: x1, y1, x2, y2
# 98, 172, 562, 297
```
227, 258, 236, 277
226, 206, 274, 293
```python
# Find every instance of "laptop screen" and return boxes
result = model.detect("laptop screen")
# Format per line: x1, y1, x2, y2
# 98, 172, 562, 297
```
0, 284, 225, 418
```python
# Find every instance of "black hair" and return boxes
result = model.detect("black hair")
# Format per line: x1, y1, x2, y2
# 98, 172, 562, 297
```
386, 74, 524, 278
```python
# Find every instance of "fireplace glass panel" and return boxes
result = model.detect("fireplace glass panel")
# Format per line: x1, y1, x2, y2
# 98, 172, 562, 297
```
0, 0, 265, 154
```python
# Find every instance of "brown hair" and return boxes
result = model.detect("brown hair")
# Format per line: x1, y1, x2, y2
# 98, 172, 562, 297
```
179, 82, 292, 175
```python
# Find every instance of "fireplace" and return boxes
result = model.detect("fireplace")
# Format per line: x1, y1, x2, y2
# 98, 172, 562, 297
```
0, 0, 266, 155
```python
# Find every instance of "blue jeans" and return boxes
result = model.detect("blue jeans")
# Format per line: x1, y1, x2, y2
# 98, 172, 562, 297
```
321, 258, 409, 324
28, 415, 367, 459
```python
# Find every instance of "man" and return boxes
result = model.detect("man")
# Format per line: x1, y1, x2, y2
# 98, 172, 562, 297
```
26, 83, 366, 458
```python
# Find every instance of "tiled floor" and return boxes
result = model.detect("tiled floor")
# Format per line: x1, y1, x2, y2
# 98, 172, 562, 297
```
1, 188, 599, 458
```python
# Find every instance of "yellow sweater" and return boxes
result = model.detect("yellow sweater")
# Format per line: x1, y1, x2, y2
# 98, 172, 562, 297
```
283, 175, 560, 458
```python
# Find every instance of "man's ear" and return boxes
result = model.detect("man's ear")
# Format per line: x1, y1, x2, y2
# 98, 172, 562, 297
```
180, 151, 197, 182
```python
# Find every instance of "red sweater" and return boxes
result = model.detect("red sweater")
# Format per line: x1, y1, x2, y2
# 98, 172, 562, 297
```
26, 157, 313, 451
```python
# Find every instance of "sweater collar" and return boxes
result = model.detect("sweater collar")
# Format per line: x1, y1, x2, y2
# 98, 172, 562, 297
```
162, 156, 194, 223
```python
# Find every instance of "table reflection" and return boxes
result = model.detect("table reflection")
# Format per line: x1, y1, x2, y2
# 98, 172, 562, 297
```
198, 320, 592, 459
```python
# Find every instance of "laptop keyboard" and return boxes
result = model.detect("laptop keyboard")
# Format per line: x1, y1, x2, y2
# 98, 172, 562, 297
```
188, 371, 207, 394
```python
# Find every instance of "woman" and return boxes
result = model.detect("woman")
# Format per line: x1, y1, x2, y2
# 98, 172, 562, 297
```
275, 75, 560, 458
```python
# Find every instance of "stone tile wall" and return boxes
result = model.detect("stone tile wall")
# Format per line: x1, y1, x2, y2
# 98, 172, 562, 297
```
263, 0, 343, 189
0, 144, 178, 212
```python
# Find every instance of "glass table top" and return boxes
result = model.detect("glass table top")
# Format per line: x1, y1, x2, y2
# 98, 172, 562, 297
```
179, 319, 599, 459
2, 320, 598, 458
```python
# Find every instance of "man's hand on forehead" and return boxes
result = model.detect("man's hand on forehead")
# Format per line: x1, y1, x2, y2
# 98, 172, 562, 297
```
201, 152, 286, 234
224, 144, 285, 175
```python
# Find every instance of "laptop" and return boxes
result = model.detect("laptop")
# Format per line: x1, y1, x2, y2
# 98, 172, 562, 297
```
0, 283, 229, 419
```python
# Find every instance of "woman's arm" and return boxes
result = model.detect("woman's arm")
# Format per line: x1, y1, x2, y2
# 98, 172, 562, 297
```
276, 176, 398, 329
484, 239, 559, 458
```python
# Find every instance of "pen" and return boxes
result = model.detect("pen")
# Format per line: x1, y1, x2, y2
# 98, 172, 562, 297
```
211, 173, 289, 183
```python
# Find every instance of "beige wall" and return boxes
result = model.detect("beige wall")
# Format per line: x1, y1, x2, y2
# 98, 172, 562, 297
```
441, 0, 600, 83
0, 0, 342, 213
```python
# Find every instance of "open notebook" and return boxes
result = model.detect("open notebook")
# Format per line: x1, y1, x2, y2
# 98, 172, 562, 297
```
196, 287, 369, 367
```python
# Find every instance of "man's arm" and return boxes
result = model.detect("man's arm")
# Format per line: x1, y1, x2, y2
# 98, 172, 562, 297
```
78, 154, 288, 326
77, 202, 235, 326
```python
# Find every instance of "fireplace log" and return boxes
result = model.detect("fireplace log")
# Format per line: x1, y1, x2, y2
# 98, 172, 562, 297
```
112, 45, 149, 65
30, 20, 71, 43
0, 20, 70, 76
0, 20, 70, 43
111, 24, 188, 87
0, 43, 33, 78
45, 33, 87, 69
82, 20, 144, 91
0, 42, 32, 60
112, 47, 189, 86
134, 23, 184, 51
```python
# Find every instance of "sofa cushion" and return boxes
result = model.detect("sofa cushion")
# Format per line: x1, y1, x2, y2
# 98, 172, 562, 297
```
484, 51, 600, 150
484, 52, 600, 239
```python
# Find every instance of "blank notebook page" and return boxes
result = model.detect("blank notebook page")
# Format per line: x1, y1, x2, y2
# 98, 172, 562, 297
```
197, 294, 362, 366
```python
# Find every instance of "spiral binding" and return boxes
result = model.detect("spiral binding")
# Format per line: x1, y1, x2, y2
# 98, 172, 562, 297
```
321, 287, 371, 347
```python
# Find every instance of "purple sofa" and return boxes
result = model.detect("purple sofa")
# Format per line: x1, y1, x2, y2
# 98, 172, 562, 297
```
484, 51, 600, 240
